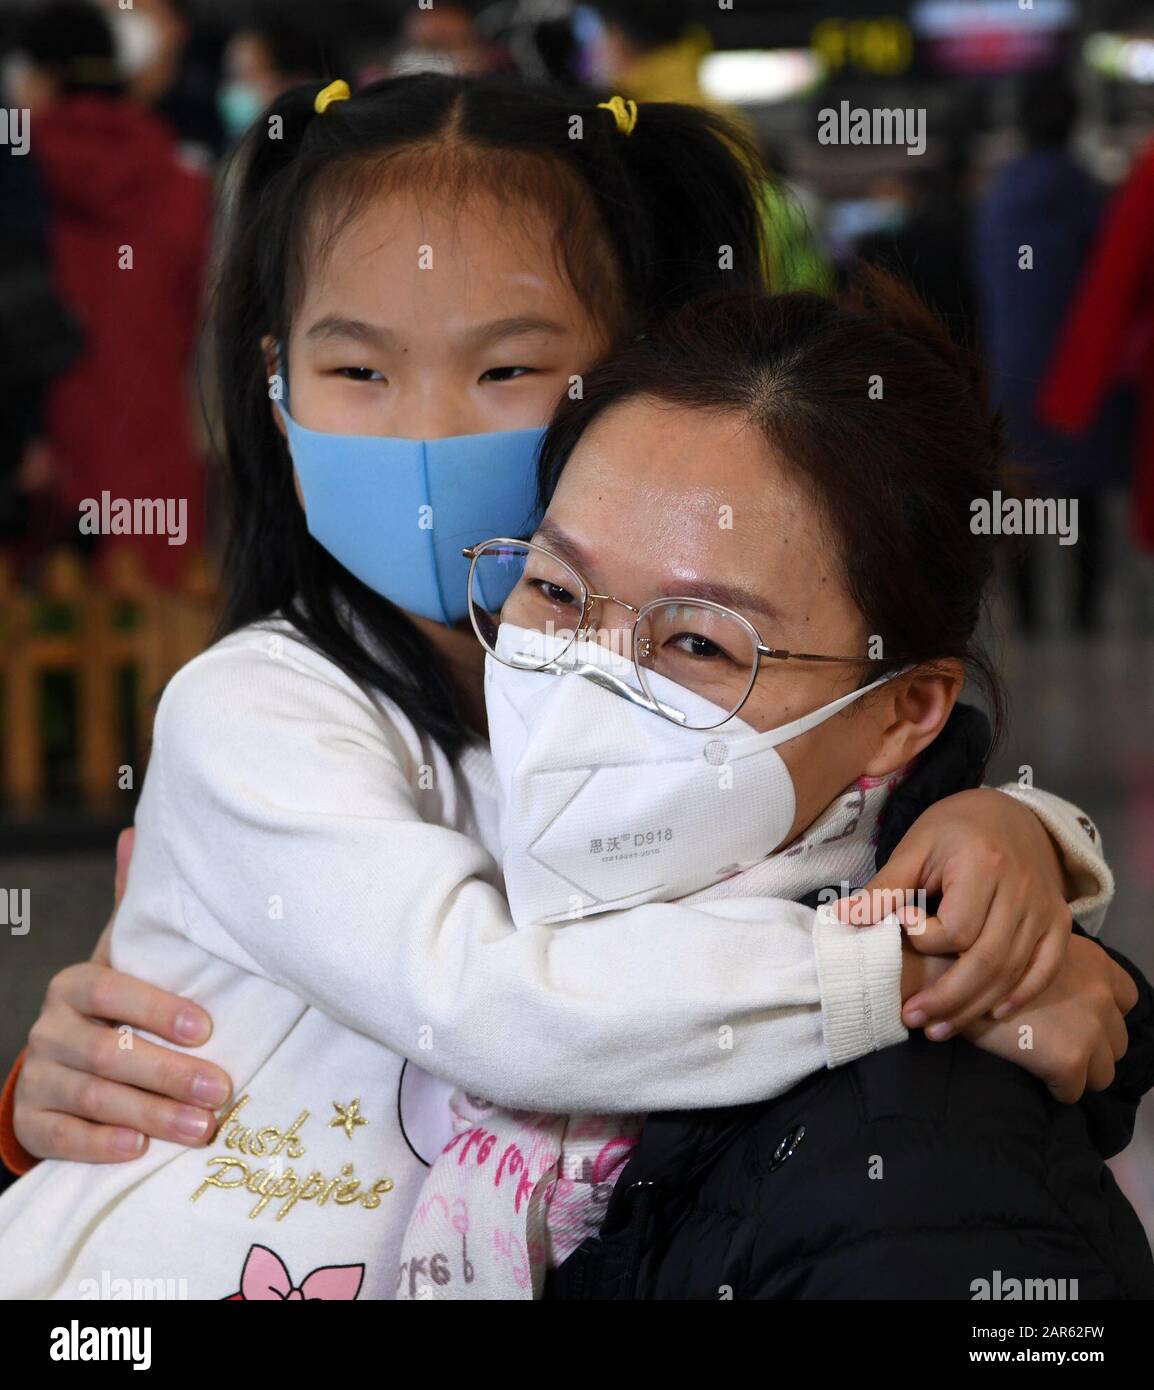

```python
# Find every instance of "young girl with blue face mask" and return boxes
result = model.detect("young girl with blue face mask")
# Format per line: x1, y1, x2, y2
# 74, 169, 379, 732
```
0, 77, 1124, 1297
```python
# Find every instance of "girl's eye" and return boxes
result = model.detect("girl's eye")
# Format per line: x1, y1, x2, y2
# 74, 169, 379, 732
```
480, 366, 534, 382
336, 367, 385, 383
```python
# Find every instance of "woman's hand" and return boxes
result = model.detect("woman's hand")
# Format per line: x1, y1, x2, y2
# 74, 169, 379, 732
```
12, 830, 232, 1163
962, 934, 1138, 1103
838, 788, 1074, 1035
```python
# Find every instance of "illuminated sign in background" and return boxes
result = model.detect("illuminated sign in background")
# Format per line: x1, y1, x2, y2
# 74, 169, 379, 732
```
811, 16, 916, 76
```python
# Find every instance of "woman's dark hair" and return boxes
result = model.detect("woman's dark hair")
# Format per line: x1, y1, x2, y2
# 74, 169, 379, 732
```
537, 268, 1007, 753
210, 72, 769, 756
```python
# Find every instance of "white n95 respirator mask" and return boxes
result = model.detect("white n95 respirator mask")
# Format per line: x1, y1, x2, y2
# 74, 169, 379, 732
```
485, 623, 893, 927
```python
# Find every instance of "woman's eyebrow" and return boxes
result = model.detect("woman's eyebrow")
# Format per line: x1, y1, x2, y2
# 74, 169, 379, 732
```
304, 316, 400, 350
533, 519, 590, 571
666, 580, 782, 626
535, 520, 782, 624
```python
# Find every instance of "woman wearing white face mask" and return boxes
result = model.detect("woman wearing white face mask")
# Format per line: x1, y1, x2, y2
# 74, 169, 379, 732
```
216, 7, 330, 145
98, 0, 179, 105
395, 276, 1152, 1301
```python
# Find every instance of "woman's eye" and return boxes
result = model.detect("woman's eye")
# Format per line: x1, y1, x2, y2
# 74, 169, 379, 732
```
529, 578, 580, 607
480, 366, 534, 382
669, 633, 732, 662
336, 367, 385, 383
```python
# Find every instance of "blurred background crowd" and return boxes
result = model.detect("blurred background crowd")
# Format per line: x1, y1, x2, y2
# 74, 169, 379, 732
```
0, 0, 1152, 1232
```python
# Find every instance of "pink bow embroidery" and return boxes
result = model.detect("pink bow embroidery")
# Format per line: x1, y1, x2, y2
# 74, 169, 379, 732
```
235, 1244, 365, 1300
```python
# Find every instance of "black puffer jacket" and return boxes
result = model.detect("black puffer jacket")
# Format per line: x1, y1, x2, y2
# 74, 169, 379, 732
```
549, 707, 1154, 1301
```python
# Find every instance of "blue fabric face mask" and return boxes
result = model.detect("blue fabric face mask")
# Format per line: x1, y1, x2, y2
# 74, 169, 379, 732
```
280, 400, 545, 626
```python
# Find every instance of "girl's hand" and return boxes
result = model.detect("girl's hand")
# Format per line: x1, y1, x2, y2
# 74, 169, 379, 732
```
12, 831, 232, 1163
838, 788, 1074, 1036
962, 934, 1137, 1103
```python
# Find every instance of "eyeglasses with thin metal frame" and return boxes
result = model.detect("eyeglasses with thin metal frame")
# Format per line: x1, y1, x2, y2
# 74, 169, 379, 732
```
462, 537, 895, 731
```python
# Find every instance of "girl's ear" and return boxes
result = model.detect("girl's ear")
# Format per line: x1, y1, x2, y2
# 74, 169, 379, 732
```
262, 334, 287, 441
860, 662, 965, 778
262, 334, 303, 506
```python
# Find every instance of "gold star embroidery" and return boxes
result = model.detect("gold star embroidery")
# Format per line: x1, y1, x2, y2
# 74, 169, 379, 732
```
330, 1098, 368, 1140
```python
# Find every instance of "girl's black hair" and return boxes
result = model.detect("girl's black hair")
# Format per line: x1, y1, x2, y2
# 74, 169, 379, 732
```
209, 72, 770, 756
537, 269, 1008, 757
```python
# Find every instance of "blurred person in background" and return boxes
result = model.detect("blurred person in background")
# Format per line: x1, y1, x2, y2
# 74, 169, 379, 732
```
217, 0, 335, 145
584, 0, 828, 293
8, 0, 212, 586
95, 0, 182, 105
0, 119, 83, 555
585, 0, 708, 107
480, 0, 587, 87
855, 146, 978, 350
96, 0, 226, 163
973, 71, 1131, 634
390, 0, 493, 77
1039, 131, 1154, 571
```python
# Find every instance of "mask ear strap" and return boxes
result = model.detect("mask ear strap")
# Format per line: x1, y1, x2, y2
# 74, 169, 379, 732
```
758, 667, 903, 748
274, 342, 293, 420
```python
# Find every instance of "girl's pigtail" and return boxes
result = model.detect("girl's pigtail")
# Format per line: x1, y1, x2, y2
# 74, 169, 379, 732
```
597, 100, 770, 317
208, 82, 332, 660
228, 82, 330, 224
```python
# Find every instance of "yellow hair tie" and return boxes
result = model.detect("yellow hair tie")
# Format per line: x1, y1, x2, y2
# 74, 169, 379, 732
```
597, 95, 638, 136
314, 79, 351, 115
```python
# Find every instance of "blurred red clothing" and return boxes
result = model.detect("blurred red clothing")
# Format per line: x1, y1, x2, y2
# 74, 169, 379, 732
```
32, 94, 212, 585
1039, 139, 1154, 552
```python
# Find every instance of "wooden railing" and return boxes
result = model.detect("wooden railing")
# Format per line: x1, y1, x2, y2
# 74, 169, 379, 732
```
0, 549, 218, 812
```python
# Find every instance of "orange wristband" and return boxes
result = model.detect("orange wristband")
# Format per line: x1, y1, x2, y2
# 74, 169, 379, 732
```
0, 1050, 38, 1177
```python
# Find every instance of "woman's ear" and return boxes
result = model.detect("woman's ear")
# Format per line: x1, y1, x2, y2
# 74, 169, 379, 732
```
262, 334, 287, 442
860, 662, 965, 778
